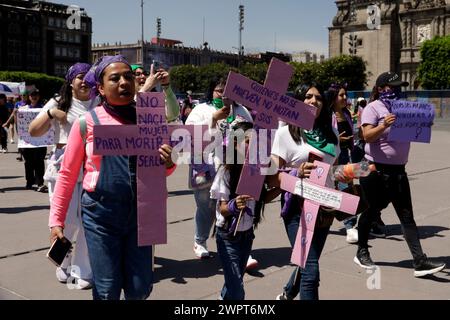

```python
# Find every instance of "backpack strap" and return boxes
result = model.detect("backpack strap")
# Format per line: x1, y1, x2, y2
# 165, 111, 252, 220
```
79, 109, 100, 144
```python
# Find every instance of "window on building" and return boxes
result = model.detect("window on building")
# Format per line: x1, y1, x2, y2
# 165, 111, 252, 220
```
75, 34, 81, 43
55, 32, 61, 41
62, 47, 67, 57
357, 39, 363, 47
68, 33, 74, 43
81, 22, 87, 32
55, 47, 61, 56
49, 17, 55, 27
62, 32, 67, 42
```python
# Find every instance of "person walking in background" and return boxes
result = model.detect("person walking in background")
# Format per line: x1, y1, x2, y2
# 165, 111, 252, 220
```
354, 71, 445, 277
18, 89, 47, 192
185, 78, 253, 259
29, 62, 96, 290
0, 94, 10, 153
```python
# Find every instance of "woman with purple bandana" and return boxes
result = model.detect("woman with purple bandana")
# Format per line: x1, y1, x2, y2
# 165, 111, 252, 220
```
48, 55, 175, 300
30, 62, 96, 289
353, 71, 445, 277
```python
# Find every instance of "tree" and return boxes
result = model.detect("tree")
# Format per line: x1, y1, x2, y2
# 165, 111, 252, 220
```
0, 71, 64, 100
289, 55, 367, 91
417, 35, 450, 89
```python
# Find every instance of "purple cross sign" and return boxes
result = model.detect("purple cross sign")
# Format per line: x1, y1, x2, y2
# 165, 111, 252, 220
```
93, 92, 205, 246
280, 161, 360, 268
223, 58, 317, 199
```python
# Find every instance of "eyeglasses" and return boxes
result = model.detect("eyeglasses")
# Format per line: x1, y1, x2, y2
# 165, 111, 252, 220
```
214, 88, 224, 93
134, 71, 149, 77
305, 94, 322, 101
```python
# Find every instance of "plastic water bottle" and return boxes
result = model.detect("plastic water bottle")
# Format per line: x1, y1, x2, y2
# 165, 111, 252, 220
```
332, 161, 376, 182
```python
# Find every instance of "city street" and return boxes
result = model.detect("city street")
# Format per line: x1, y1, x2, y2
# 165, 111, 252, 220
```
1, 120, 449, 300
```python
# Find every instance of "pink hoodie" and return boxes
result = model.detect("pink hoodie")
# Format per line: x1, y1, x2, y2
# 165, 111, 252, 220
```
49, 106, 176, 228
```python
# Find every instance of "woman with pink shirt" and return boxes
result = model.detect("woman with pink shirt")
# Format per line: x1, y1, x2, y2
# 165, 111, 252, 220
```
353, 71, 445, 277
49, 55, 176, 300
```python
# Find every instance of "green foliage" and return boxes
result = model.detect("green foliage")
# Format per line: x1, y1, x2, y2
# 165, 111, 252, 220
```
417, 36, 450, 89
0, 71, 64, 100
290, 55, 367, 91
170, 55, 367, 94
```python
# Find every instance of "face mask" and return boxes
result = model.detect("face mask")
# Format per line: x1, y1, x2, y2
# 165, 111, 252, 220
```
212, 98, 224, 109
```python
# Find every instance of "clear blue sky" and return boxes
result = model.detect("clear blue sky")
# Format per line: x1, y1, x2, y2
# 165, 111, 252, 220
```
56, 0, 337, 56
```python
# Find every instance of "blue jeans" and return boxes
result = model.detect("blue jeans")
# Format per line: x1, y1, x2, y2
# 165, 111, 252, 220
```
194, 187, 216, 245
282, 212, 330, 300
216, 227, 254, 300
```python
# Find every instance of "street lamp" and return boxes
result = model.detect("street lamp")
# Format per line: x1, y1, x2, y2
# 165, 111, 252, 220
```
238, 5, 244, 66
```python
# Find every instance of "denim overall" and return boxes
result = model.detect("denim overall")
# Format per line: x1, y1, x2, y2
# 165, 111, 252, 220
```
81, 110, 153, 300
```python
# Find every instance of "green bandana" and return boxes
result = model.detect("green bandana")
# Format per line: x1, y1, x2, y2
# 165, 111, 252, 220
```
212, 98, 235, 123
303, 129, 336, 157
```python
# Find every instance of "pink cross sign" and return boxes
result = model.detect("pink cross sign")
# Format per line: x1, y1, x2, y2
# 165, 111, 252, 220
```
93, 92, 206, 246
280, 161, 360, 268
222, 58, 317, 199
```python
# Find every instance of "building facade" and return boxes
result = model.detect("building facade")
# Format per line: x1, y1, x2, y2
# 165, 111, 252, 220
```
0, 0, 92, 77
291, 51, 326, 63
329, 0, 449, 89
92, 38, 260, 70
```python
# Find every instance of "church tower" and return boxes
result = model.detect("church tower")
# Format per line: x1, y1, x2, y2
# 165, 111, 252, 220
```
329, 0, 449, 89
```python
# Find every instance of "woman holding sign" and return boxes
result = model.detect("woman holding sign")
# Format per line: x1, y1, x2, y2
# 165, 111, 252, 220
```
354, 71, 445, 277
211, 120, 280, 300
30, 62, 95, 290
48, 55, 176, 300
270, 83, 339, 300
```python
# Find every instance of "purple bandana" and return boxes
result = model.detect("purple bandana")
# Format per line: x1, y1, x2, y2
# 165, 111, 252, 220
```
65, 63, 91, 83
84, 55, 131, 98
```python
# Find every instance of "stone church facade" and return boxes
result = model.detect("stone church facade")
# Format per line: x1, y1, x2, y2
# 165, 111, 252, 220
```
329, 0, 449, 89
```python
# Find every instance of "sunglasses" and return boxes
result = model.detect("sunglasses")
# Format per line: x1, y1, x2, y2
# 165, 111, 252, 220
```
134, 71, 149, 77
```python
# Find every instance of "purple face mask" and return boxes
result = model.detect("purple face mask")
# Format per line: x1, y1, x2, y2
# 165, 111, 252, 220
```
84, 55, 131, 98
65, 63, 91, 84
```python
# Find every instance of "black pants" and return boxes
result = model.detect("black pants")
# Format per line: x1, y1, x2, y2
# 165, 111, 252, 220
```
358, 163, 424, 263
22, 147, 47, 187
0, 127, 7, 149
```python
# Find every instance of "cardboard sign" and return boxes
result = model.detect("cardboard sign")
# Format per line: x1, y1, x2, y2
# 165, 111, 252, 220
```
223, 58, 317, 200
92, 92, 207, 246
17, 108, 54, 148
388, 100, 435, 143
280, 161, 360, 268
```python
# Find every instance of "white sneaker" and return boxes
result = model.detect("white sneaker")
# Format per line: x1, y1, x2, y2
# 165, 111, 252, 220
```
346, 228, 359, 244
246, 255, 259, 271
10, 139, 14, 144
55, 267, 69, 283
73, 278, 92, 290
193, 242, 210, 259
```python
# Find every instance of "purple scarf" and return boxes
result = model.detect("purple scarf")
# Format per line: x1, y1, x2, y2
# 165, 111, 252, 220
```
65, 63, 91, 83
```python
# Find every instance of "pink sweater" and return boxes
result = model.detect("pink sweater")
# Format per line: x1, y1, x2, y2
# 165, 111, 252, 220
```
49, 106, 176, 228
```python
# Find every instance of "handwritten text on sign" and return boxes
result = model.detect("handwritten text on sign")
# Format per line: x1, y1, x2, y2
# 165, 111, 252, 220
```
293, 180, 343, 209
17, 108, 54, 148
388, 100, 435, 143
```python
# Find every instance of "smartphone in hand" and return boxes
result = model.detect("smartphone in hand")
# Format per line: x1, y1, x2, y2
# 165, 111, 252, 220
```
46, 237, 72, 267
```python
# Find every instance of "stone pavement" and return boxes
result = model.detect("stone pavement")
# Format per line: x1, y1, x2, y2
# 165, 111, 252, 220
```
1, 121, 449, 300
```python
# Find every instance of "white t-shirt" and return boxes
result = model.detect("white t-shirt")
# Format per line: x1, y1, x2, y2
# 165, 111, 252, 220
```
271, 125, 340, 187
40, 97, 98, 144
210, 166, 255, 232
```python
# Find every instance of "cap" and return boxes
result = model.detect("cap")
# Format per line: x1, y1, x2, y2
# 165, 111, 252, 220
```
29, 88, 40, 95
357, 97, 366, 102
375, 72, 409, 88
131, 64, 143, 72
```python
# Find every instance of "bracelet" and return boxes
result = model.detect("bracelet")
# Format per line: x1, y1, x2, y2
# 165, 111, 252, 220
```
47, 109, 54, 119
161, 83, 170, 88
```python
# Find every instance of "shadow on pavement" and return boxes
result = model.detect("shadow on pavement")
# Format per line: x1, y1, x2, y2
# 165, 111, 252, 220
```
168, 190, 194, 197
153, 246, 292, 284
376, 256, 450, 282
0, 176, 22, 180
0, 205, 50, 214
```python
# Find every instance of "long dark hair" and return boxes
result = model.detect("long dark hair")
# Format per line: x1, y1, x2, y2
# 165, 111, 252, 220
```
223, 121, 265, 228
55, 82, 73, 113
369, 86, 380, 102
205, 77, 226, 103
288, 83, 337, 145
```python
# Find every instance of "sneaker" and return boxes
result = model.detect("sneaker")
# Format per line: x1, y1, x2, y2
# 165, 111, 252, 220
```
276, 292, 292, 300
369, 223, 386, 238
36, 185, 48, 193
73, 278, 93, 290
1, 149, 6, 153
193, 242, 209, 259
16, 156, 23, 161
246, 255, 259, 271
346, 228, 359, 244
354, 247, 376, 269
10, 139, 15, 144
414, 255, 446, 277
56, 267, 69, 283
